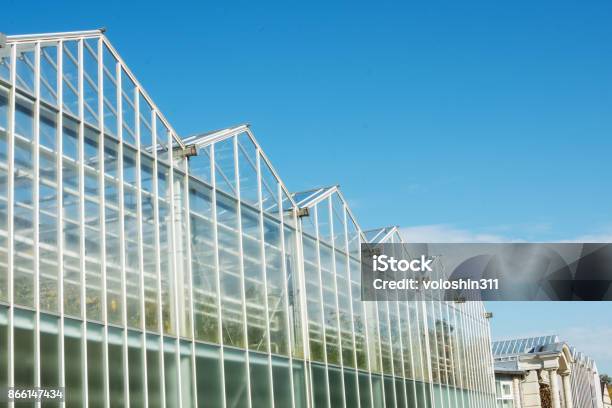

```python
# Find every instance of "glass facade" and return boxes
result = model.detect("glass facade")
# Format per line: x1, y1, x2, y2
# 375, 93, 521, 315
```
0, 30, 496, 407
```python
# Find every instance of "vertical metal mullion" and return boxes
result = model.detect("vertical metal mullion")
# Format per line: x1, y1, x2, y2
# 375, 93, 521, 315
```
358, 232, 375, 408
465, 303, 477, 408
393, 300, 408, 408
233, 135, 253, 408
460, 306, 474, 407
254, 149, 275, 408
150, 112, 167, 408
167, 131, 183, 408
341, 204, 360, 408
133, 87, 149, 408
209, 143, 228, 408
439, 302, 450, 408
327, 197, 346, 408
77, 37, 89, 408
312, 205, 331, 408
294, 211, 313, 408
484, 306, 496, 403
97, 37, 111, 408
444, 303, 459, 407
451, 306, 466, 408
276, 180, 297, 408
33, 41, 42, 406
6, 43, 16, 408
415, 301, 429, 407
372, 293, 387, 408
182, 157, 198, 408
115, 60, 131, 408
383, 301, 398, 407
403, 302, 418, 408
56, 40, 67, 408
421, 300, 435, 407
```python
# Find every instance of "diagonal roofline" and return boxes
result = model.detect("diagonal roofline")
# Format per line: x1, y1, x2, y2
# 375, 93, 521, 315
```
5, 29, 185, 148
7, 29, 105, 42
184, 124, 298, 209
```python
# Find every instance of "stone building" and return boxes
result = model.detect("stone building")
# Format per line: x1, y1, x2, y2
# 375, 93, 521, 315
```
492, 335, 604, 408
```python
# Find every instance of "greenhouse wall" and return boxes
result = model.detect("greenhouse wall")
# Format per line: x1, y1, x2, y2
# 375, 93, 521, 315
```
0, 29, 496, 407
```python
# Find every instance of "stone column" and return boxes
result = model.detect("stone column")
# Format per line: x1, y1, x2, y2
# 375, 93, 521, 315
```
561, 374, 573, 408
512, 376, 522, 408
549, 369, 561, 408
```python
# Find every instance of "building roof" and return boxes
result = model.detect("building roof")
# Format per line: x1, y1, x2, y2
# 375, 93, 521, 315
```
492, 335, 560, 357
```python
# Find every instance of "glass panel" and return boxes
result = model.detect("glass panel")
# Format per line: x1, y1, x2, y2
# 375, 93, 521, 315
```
163, 338, 180, 407
264, 217, 288, 356
216, 194, 244, 347
174, 171, 191, 338
249, 352, 272, 407
128, 331, 145, 408
359, 370, 372, 408
195, 343, 223, 408
0, 307, 7, 395
159, 164, 174, 334
142, 186, 158, 332
85, 199, 102, 321
108, 327, 125, 406
384, 376, 396, 408
271, 355, 292, 408
0, 45, 9, 81
16, 43, 35, 95
64, 318, 84, 406
103, 44, 118, 136
316, 198, 331, 244
155, 115, 169, 163
329, 365, 344, 408
40, 109, 58, 313
146, 334, 163, 408
312, 362, 329, 408
40, 105, 57, 150
121, 69, 137, 145
284, 226, 303, 359
332, 194, 347, 250
214, 137, 236, 196
63, 163, 81, 317
237, 133, 259, 207
189, 180, 218, 342
242, 205, 267, 352
14, 308, 35, 398
180, 341, 195, 408
62, 115, 79, 161
125, 184, 141, 328
14, 135, 34, 307
320, 244, 340, 365
303, 236, 324, 362
350, 259, 367, 370
83, 38, 99, 126
62, 41, 79, 115
87, 322, 105, 408
336, 251, 354, 370
292, 360, 307, 408
190, 145, 211, 184
223, 348, 248, 408
40, 315, 60, 408
40, 43, 58, 106
260, 159, 279, 215
138, 93, 153, 149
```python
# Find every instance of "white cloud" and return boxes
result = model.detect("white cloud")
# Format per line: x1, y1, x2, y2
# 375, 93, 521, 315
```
399, 224, 519, 243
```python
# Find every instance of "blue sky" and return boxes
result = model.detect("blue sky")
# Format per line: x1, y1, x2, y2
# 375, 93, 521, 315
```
5, 0, 611, 372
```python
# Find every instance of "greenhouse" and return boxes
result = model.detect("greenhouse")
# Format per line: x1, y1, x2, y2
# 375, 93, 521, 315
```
0, 29, 496, 407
